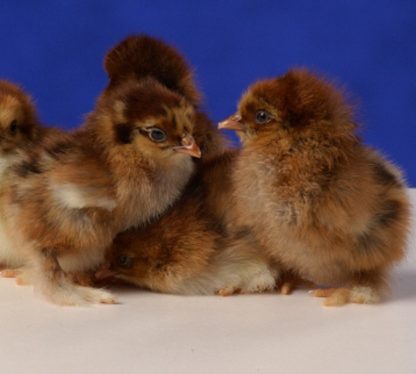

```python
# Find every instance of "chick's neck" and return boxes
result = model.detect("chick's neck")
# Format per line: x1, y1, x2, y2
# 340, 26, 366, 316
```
109, 141, 196, 229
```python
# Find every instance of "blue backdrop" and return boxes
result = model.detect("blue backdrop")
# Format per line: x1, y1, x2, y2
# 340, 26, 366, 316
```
1, 1, 415, 185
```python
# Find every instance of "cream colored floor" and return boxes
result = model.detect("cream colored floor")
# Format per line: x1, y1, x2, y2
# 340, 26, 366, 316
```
1, 190, 415, 374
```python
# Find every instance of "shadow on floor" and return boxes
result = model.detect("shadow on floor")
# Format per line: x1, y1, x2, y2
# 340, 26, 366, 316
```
389, 269, 416, 303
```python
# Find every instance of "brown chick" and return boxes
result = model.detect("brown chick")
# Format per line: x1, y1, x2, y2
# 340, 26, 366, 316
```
1, 37, 204, 306
219, 69, 411, 306
98, 150, 278, 296
0, 81, 42, 272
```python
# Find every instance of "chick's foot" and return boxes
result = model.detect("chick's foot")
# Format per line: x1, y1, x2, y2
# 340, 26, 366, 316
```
310, 286, 381, 306
39, 282, 117, 306
1, 267, 33, 286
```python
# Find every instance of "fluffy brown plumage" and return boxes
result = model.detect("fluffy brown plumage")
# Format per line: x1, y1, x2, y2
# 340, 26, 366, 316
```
1, 36, 207, 306
98, 150, 277, 295
104, 34, 225, 161
105, 34, 200, 106
0, 81, 43, 271
219, 69, 410, 306
0, 80, 40, 160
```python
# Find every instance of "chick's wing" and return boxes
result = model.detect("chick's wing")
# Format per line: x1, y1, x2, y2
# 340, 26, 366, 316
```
48, 157, 116, 211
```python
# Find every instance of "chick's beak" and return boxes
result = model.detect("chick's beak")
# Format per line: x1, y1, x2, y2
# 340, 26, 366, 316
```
173, 135, 201, 158
94, 266, 116, 281
218, 114, 245, 132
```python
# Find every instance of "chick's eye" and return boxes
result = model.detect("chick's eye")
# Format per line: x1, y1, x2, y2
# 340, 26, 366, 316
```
116, 255, 133, 269
148, 128, 167, 143
10, 120, 18, 134
255, 110, 272, 125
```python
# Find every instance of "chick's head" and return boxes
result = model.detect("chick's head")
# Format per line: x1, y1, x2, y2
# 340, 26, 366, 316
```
219, 69, 355, 146
0, 81, 39, 155
105, 249, 148, 286
96, 233, 157, 286
93, 78, 201, 162
103, 35, 226, 161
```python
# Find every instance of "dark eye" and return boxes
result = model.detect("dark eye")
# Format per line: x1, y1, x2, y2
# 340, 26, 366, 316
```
148, 128, 167, 142
116, 255, 133, 268
10, 120, 18, 134
255, 110, 272, 124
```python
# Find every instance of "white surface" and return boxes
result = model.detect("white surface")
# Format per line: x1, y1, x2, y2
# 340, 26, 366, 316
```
1, 191, 415, 374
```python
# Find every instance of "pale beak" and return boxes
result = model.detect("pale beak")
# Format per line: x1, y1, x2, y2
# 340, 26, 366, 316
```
94, 267, 116, 281
218, 114, 245, 132
173, 135, 201, 158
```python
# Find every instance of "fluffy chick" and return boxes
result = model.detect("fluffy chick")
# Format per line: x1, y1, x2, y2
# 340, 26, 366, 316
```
0, 81, 42, 271
98, 150, 278, 296
219, 69, 410, 306
2, 37, 204, 306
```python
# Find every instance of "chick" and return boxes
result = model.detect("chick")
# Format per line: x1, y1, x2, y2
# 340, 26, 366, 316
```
2, 37, 203, 306
0, 81, 41, 272
98, 150, 278, 296
219, 69, 410, 306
